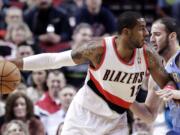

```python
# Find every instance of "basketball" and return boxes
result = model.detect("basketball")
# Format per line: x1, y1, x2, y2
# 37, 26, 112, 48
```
0, 61, 21, 94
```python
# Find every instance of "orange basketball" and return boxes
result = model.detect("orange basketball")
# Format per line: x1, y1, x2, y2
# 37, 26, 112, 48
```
0, 61, 21, 94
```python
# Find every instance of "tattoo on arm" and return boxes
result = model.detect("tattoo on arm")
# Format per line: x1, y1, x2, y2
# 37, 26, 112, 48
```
146, 47, 164, 72
71, 38, 104, 67
146, 46, 170, 88
96, 53, 103, 65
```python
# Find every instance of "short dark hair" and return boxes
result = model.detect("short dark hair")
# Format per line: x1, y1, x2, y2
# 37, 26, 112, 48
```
117, 11, 142, 34
155, 17, 180, 41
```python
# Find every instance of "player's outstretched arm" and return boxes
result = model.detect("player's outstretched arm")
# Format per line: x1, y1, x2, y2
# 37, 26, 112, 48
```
12, 38, 104, 71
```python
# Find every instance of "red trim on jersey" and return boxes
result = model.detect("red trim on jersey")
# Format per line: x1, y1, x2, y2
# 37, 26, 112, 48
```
143, 45, 149, 76
89, 71, 132, 109
112, 37, 136, 66
90, 39, 106, 71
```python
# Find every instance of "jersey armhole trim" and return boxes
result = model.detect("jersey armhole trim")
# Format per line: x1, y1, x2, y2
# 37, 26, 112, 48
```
143, 45, 149, 75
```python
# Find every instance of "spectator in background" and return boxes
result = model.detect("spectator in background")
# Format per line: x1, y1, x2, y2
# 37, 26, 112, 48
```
26, 0, 36, 9
24, 0, 72, 52
16, 44, 34, 59
16, 43, 35, 84
52, 0, 63, 7
172, 0, 180, 24
62, 23, 93, 89
74, 0, 84, 8
7, 0, 28, 11
0, 97, 5, 117
26, 70, 48, 103
0, 0, 7, 39
5, 7, 23, 28
0, 40, 17, 60
59, 0, 84, 17
1, 120, 29, 135
5, 22, 32, 46
35, 70, 66, 118
75, 0, 116, 36
5, 22, 41, 54
15, 81, 27, 92
5, 22, 40, 52
45, 85, 77, 135
58, 0, 85, 28
0, 92, 45, 135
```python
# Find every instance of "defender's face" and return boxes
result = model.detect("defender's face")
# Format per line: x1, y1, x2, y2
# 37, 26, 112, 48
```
150, 22, 168, 54
130, 18, 149, 48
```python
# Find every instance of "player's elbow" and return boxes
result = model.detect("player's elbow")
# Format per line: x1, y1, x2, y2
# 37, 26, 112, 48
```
142, 112, 157, 124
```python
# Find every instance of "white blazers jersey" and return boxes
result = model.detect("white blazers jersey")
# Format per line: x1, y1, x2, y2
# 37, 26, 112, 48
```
74, 36, 148, 116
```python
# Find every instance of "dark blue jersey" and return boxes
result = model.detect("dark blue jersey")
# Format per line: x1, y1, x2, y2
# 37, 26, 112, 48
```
166, 50, 180, 89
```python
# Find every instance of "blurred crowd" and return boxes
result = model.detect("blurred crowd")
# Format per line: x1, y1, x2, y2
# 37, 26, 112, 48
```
0, 0, 179, 135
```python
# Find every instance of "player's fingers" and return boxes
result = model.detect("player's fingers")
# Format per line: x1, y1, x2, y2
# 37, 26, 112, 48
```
162, 95, 173, 102
159, 92, 173, 99
156, 91, 164, 95
156, 90, 171, 96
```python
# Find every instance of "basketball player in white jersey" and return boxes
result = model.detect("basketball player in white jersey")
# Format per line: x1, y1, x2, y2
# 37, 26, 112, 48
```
12, 11, 175, 135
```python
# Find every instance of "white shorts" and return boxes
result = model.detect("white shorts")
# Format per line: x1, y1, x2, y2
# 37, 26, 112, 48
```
61, 100, 129, 135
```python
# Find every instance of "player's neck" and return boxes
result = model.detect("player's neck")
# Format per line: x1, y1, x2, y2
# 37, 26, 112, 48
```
161, 43, 180, 62
115, 36, 134, 62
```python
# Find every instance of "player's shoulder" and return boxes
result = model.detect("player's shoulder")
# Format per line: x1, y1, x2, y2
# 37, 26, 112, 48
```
74, 37, 105, 55
86, 37, 104, 49
71, 37, 105, 64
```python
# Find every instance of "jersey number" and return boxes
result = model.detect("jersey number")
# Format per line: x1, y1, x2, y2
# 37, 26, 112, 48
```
130, 85, 141, 97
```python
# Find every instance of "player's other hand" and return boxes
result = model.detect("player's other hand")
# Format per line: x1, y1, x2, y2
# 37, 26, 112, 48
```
156, 89, 180, 102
